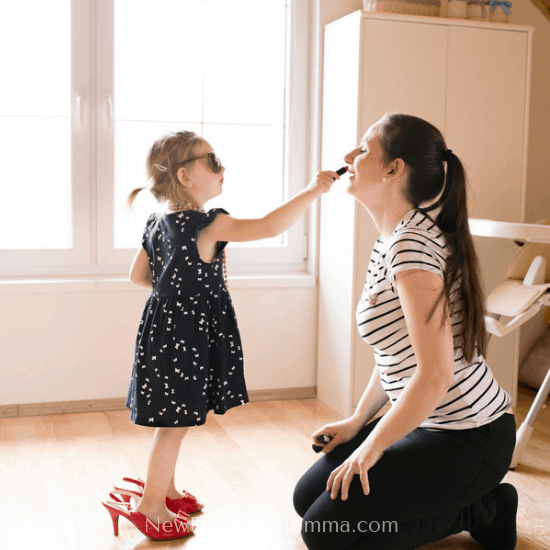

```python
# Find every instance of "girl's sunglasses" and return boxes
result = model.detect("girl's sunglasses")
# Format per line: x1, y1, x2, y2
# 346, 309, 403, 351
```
179, 151, 222, 174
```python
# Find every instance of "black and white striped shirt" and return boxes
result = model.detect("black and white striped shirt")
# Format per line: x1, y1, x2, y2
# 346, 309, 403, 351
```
356, 210, 511, 429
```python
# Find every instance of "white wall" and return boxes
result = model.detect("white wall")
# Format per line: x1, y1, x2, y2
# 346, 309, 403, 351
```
503, 0, 550, 367
2, 0, 548, 408
510, 0, 550, 224
315, 0, 550, 409
318, 0, 550, 219
0, 282, 316, 406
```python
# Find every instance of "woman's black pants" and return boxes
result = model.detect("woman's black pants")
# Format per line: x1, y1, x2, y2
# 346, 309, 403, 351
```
293, 412, 516, 550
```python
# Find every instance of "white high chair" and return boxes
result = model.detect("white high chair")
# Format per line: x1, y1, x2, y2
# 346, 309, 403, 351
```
470, 218, 550, 469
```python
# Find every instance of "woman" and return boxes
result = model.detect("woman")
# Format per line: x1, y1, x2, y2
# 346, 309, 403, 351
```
294, 114, 517, 550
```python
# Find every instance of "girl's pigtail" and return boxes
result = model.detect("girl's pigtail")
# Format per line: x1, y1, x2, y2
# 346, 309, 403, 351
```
127, 186, 147, 210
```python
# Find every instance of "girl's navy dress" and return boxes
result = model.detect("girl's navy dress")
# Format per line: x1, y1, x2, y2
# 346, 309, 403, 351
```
126, 208, 248, 427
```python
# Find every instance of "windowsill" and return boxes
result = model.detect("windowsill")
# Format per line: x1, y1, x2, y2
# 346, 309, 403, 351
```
0, 272, 317, 294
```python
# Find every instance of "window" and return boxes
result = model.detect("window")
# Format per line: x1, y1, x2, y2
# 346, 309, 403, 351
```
0, 0, 311, 277
0, 0, 90, 273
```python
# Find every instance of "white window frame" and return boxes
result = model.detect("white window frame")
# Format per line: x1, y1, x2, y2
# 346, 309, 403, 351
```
0, 0, 312, 278
0, 0, 91, 276
96, 0, 311, 274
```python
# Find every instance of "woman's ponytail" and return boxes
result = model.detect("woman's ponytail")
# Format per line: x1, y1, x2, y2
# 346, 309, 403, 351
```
376, 113, 487, 362
434, 152, 488, 361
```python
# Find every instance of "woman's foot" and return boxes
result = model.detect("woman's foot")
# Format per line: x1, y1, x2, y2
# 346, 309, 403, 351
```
470, 483, 518, 550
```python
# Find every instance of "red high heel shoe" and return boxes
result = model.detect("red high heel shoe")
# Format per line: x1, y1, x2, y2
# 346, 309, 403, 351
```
101, 494, 194, 540
118, 476, 204, 514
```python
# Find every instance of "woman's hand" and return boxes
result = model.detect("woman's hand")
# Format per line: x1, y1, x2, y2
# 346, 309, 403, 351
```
306, 170, 339, 195
311, 417, 364, 455
326, 442, 384, 501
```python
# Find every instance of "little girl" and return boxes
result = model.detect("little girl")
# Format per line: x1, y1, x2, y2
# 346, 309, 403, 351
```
101, 130, 339, 540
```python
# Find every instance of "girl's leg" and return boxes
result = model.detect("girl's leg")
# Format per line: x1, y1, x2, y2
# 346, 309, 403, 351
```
167, 470, 189, 500
136, 427, 188, 523
167, 471, 180, 500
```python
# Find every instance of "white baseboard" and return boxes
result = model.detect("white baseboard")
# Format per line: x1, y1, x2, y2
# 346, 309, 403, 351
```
0, 387, 317, 419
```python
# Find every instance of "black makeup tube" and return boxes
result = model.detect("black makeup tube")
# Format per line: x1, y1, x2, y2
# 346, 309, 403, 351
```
312, 434, 333, 453
332, 166, 348, 180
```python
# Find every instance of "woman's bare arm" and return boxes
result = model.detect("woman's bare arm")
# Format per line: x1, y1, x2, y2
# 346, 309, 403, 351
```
350, 367, 389, 427
362, 269, 455, 453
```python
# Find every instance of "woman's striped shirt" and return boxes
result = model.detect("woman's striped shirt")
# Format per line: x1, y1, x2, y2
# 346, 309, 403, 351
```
356, 209, 511, 430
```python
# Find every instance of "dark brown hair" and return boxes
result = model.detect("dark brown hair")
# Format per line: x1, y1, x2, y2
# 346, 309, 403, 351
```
373, 113, 487, 362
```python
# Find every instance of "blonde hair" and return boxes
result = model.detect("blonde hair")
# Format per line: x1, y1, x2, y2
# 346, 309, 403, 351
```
127, 131, 205, 209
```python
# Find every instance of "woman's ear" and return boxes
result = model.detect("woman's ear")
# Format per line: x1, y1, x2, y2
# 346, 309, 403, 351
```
387, 158, 406, 180
177, 166, 192, 187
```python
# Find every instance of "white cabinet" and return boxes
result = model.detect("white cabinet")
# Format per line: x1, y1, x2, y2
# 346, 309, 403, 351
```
318, 11, 533, 418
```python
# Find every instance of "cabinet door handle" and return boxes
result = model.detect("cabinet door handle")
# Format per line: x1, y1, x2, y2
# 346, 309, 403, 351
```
103, 95, 113, 131
75, 92, 85, 131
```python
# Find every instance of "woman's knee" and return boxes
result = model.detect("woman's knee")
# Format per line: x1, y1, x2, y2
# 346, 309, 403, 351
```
300, 508, 348, 550
293, 477, 312, 518
301, 517, 337, 550
301, 516, 388, 550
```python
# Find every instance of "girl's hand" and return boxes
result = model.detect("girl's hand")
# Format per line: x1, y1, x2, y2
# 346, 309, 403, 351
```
326, 443, 384, 501
306, 171, 339, 195
311, 417, 364, 455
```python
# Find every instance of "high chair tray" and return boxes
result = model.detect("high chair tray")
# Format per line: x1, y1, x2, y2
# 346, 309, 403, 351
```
469, 218, 550, 244
487, 280, 549, 317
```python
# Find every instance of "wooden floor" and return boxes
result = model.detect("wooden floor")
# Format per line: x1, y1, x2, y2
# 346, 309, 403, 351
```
0, 387, 548, 549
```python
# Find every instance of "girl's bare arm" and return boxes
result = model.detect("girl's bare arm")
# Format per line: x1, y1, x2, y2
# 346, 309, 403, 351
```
129, 247, 153, 288
200, 171, 338, 244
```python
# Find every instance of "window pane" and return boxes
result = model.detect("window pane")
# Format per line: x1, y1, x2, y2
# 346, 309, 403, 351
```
115, 0, 203, 122
0, 0, 71, 250
203, 0, 287, 126
0, 1, 70, 117
114, 0, 289, 250
206, 124, 284, 246
0, 117, 71, 250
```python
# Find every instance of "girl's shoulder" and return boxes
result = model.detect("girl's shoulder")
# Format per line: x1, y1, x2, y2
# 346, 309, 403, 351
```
152, 209, 203, 227
195, 207, 231, 231
161, 207, 229, 220
202, 207, 230, 218
150, 208, 231, 236
143, 208, 230, 239
142, 213, 161, 238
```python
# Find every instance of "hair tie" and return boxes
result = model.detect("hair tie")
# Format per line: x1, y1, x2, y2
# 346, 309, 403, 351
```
444, 149, 453, 162
154, 163, 167, 172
